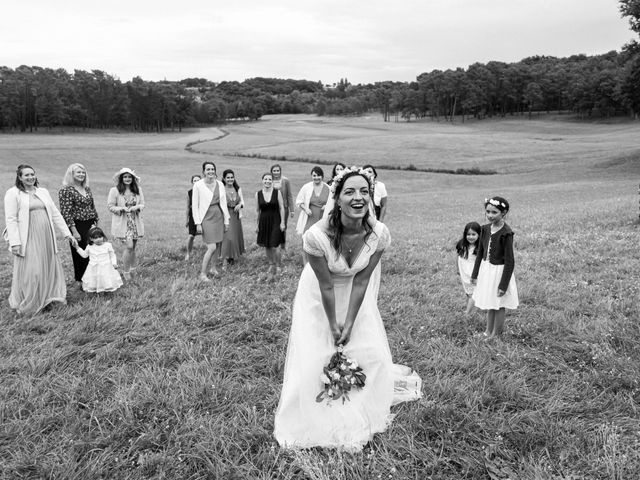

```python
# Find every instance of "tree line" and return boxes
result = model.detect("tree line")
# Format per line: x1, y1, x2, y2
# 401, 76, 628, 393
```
320, 50, 640, 122
1, 1, 639, 131
0, 67, 323, 132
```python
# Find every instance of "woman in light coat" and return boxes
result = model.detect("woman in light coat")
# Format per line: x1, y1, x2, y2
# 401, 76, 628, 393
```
191, 161, 229, 281
4, 164, 77, 315
296, 166, 330, 264
107, 167, 145, 281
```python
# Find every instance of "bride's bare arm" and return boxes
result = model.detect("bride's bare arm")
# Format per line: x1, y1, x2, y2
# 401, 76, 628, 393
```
307, 253, 341, 343
338, 249, 384, 345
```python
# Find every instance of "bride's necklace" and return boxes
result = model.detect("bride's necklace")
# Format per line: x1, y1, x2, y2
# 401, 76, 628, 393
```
341, 233, 362, 254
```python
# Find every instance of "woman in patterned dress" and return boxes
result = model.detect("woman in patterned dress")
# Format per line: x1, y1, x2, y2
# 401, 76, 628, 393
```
58, 163, 99, 287
107, 168, 145, 281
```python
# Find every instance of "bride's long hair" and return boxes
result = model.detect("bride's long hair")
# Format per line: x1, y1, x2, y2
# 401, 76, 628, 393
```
327, 170, 376, 256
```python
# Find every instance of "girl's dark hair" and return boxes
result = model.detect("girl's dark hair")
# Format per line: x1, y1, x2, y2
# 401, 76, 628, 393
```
262, 172, 273, 180
190, 174, 201, 183
331, 162, 346, 179
311, 166, 324, 178
456, 222, 481, 259
87, 226, 107, 244
484, 196, 510, 213
15, 164, 39, 191
116, 172, 140, 195
202, 161, 216, 173
222, 169, 240, 192
327, 170, 375, 256
362, 164, 378, 179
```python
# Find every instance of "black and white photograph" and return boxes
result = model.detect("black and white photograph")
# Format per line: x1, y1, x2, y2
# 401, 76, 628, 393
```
1, 0, 639, 478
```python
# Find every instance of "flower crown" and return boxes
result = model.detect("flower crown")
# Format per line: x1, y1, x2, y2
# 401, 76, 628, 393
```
485, 197, 507, 210
329, 166, 375, 194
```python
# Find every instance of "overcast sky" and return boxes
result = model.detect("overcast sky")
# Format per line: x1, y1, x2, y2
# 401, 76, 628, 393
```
1, 0, 634, 84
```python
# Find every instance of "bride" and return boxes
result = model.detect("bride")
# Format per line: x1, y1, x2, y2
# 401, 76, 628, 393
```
274, 166, 421, 450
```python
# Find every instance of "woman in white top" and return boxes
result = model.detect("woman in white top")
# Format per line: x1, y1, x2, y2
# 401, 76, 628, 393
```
295, 166, 330, 264
363, 165, 387, 222
191, 161, 229, 282
4, 164, 76, 315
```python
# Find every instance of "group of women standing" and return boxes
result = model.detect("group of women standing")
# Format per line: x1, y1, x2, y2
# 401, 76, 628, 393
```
4, 164, 144, 316
186, 161, 390, 281
5, 160, 388, 314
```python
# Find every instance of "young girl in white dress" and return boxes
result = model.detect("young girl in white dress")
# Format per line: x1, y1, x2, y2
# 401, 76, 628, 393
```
456, 221, 481, 315
75, 227, 123, 293
471, 197, 518, 338
274, 167, 421, 451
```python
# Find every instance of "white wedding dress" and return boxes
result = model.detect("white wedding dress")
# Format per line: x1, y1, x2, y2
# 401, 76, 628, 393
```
274, 219, 421, 450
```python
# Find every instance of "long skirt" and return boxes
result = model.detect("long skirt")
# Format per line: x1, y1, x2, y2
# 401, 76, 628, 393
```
274, 265, 421, 450
219, 209, 245, 260
9, 210, 67, 315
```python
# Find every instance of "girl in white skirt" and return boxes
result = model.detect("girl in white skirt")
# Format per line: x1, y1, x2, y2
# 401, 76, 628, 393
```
75, 227, 123, 293
471, 196, 518, 338
456, 221, 481, 315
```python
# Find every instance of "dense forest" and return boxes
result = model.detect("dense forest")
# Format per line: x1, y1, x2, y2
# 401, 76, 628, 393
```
1, 1, 639, 132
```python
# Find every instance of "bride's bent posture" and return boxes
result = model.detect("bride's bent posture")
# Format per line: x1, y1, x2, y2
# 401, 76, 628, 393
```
274, 167, 421, 451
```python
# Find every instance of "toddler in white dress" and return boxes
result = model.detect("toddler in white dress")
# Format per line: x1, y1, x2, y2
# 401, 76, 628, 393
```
75, 227, 123, 293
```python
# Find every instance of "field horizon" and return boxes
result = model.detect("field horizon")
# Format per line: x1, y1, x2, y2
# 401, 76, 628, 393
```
1, 114, 639, 479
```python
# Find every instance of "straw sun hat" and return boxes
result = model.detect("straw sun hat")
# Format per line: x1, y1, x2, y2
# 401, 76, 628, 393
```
112, 167, 140, 184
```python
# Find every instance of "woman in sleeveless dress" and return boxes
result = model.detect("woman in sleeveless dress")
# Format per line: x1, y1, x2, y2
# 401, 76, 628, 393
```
219, 169, 245, 267
191, 162, 229, 282
274, 167, 421, 451
270, 164, 294, 251
256, 172, 285, 279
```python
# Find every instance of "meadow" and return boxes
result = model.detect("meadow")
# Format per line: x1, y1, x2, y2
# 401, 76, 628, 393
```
1, 114, 639, 479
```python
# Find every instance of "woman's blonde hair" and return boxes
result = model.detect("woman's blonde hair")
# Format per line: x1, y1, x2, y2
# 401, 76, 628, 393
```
62, 163, 88, 187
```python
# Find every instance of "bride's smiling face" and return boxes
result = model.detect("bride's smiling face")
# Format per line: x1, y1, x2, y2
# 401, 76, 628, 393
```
338, 175, 370, 219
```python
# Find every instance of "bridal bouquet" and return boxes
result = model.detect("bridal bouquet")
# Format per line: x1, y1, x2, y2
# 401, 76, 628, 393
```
316, 345, 366, 404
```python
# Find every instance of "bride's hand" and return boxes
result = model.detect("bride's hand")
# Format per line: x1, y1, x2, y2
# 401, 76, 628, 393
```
336, 325, 352, 346
330, 323, 342, 344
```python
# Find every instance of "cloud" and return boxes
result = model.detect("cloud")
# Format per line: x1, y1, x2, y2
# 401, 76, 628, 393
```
0, 0, 633, 83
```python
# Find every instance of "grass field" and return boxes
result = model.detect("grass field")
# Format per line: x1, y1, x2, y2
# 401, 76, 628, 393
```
1, 114, 640, 479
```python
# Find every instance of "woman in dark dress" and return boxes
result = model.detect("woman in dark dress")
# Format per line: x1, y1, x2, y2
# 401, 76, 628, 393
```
58, 163, 99, 287
219, 169, 245, 267
256, 172, 285, 279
